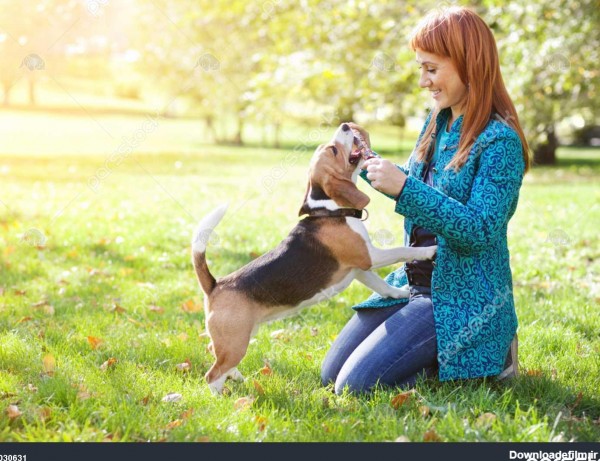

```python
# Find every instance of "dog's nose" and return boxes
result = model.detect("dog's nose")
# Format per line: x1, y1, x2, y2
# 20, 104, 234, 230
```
341, 123, 350, 132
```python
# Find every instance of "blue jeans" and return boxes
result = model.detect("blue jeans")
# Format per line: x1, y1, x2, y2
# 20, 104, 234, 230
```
321, 286, 438, 395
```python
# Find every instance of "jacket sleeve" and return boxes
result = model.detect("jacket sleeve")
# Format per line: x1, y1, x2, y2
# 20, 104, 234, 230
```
394, 128, 525, 255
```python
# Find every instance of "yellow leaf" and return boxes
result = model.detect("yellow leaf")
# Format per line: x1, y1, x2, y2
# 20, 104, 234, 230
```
255, 415, 268, 432
166, 419, 183, 430
181, 299, 202, 313
87, 336, 103, 350
43, 354, 56, 375
419, 405, 431, 417
253, 380, 265, 396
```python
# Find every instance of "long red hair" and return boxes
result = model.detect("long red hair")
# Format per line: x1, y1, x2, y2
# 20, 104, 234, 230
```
410, 7, 530, 172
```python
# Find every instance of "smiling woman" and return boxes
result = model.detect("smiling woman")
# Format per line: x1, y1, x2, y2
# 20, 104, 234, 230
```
322, 6, 531, 395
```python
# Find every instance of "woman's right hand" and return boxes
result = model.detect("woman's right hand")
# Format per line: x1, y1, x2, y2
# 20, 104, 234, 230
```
347, 122, 371, 149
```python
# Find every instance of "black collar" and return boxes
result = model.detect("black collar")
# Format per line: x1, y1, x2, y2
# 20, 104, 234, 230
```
305, 208, 367, 220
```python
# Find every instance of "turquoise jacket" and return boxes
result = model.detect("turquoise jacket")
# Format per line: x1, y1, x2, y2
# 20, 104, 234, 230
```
355, 108, 525, 381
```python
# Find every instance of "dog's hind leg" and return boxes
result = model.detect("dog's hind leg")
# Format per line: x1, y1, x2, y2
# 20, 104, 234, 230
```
205, 310, 253, 395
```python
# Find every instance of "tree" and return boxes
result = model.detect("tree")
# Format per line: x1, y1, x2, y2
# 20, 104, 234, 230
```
485, 0, 600, 164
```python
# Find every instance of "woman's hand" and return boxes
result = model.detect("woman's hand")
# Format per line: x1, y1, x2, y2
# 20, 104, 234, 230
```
347, 122, 371, 148
362, 157, 407, 198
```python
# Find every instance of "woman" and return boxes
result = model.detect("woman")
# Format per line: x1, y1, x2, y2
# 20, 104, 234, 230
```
321, 6, 530, 395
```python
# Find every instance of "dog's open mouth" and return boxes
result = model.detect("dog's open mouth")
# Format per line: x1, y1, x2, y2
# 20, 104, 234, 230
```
349, 150, 362, 165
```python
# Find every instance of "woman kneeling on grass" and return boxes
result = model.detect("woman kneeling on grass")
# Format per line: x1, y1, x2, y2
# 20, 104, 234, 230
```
321, 6, 530, 395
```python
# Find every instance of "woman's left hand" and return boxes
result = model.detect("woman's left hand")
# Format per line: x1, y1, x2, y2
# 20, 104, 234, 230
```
362, 158, 407, 198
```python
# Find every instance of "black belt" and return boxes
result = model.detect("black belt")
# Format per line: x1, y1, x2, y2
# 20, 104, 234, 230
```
404, 266, 432, 287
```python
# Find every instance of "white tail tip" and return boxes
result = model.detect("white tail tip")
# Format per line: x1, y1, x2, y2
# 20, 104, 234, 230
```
192, 203, 229, 254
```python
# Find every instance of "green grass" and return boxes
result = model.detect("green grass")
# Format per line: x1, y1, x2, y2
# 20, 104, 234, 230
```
0, 130, 599, 441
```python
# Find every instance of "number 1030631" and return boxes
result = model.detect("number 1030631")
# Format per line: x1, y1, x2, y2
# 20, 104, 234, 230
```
1, 456, 26, 461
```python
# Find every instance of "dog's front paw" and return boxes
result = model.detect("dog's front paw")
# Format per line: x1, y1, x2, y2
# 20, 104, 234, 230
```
419, 245, 437, 261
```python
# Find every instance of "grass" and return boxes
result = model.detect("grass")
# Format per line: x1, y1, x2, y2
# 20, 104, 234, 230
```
0, 116, 599, 441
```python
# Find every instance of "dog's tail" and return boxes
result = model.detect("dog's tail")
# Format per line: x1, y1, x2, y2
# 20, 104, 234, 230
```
191, 203, 228, 295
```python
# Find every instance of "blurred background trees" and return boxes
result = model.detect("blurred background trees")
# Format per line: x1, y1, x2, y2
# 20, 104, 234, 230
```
0, 0, 598, 163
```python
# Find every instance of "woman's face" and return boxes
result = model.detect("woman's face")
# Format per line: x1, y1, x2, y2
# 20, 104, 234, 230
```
416, 49, 468, 117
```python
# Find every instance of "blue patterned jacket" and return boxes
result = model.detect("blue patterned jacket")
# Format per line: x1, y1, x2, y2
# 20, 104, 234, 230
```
355, 108, 525, 381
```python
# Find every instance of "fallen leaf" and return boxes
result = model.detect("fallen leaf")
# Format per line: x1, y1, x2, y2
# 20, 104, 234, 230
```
180, 408, 194, 420
270, 329, 286, 339
177, 333, 189, 342
100, 357, 117, 371
7, 404, 21, 419
181, 299, 202, 313
196, 436, 211, 442
166, 419, 182, 430
127, 317, 144, 327
569, 392, 583, 411
391, 390, 415, 409
255, 415, 268, 432
14, 289, 26, 296
141, 395, 152, 406
310, 327, 319, 336
38, 406, 52, 422
17, 316, 33, 324
31, 299, 50, 307
526, 369, 543, 377
176, 360, 192, 373
476, 412, 497, 427
162, 393, 182, 403
253, 380, 265, 395
43, 305, 55, 315
87, 336, 103, 350
234, 397, 254, 411
77, 391, 92, 400
260, 363, 273, 376
423, 429, 442, 442
43, 354, 56, 375
149, 305, 164, 314
111, 304, 126, 314
27, 384, 38, 393
419, 405, 431, 417
395, 435, 411, 442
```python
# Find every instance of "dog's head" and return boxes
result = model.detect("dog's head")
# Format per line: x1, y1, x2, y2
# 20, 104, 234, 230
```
299, 123, 370, 215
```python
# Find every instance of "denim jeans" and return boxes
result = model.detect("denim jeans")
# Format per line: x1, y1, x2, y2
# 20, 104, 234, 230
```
321, 286, 438, 395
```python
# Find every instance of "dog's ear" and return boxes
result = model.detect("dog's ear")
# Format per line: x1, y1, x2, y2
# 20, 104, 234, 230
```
322, 175, 370, 210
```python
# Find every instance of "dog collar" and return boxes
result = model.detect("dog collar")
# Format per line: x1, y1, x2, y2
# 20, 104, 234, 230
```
306, 208, 368, 221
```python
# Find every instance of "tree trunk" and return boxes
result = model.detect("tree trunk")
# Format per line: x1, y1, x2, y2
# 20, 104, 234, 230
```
3, 81, 11, 106
233, 116, 244, 145
274, 122, 281, 149
533, 126, 558, 165
28, 76, 36, 105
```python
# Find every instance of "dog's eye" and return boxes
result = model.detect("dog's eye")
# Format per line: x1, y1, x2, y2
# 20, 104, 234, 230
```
331, 146, 338, 155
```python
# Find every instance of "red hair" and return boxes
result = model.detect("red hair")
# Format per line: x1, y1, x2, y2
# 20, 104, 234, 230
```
410, 7, 530, 172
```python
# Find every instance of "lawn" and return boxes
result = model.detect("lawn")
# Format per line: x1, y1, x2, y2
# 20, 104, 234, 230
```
0, 118, 598, 441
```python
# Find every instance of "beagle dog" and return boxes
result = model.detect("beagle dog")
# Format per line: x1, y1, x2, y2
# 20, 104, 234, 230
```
192, 123, 437, 394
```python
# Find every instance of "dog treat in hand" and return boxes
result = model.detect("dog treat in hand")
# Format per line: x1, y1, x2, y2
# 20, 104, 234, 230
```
351, 129, 377, 160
